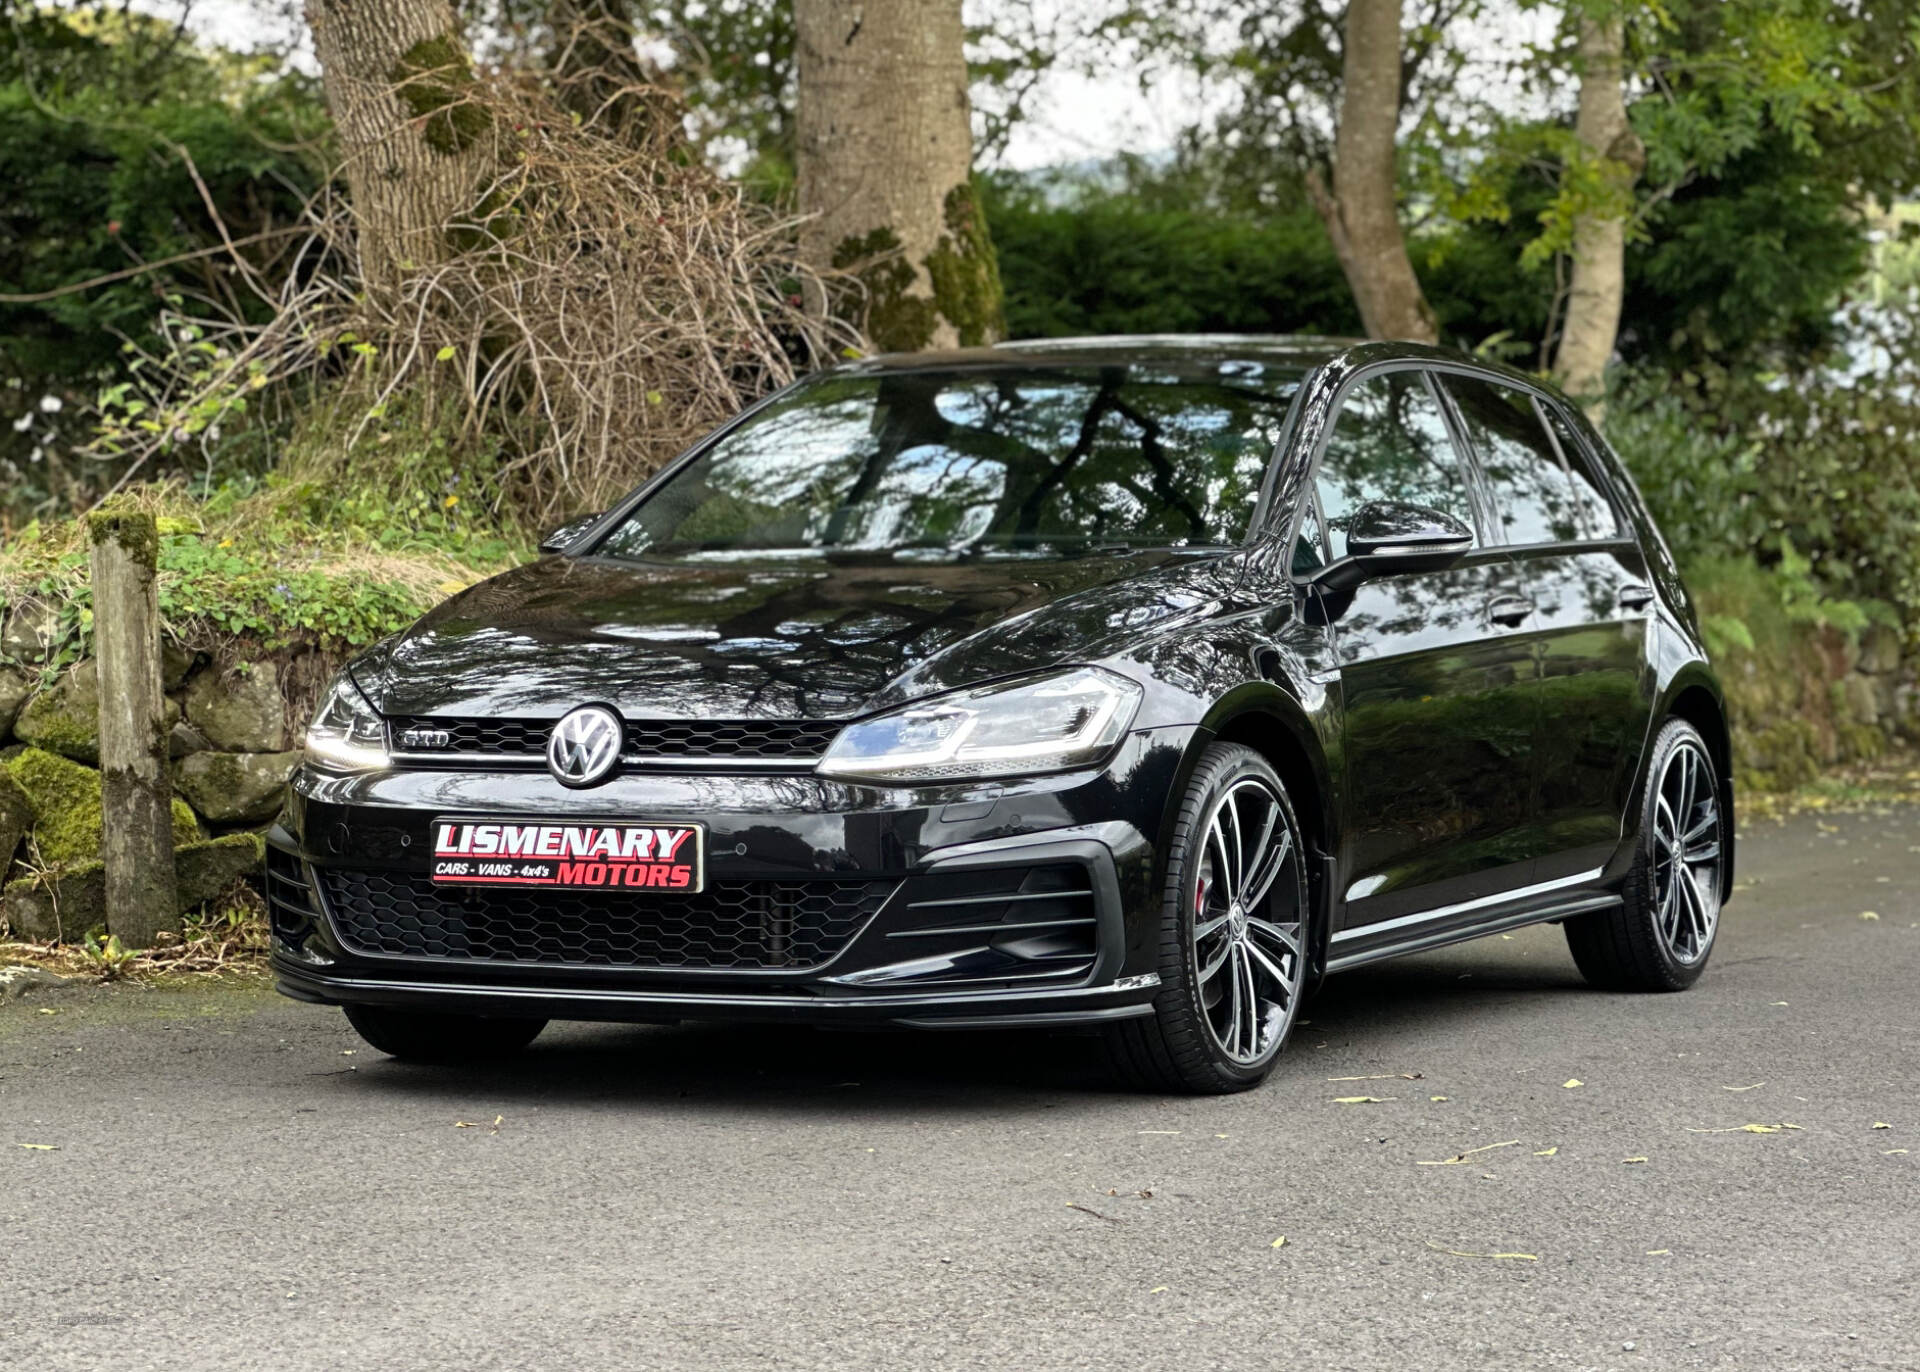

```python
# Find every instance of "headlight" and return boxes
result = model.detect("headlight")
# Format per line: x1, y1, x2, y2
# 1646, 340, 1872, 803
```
303, 672, 389, 773
817, 667, 1142, 783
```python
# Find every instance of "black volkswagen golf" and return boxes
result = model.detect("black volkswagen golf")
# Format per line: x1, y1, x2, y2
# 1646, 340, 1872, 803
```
269, 335, 1732, 1093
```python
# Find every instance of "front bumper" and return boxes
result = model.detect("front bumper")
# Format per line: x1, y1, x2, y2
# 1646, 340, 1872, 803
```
267, 727, 1195, 1029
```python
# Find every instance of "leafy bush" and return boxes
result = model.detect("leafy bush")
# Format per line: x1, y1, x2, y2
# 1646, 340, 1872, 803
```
1606, 299, 1920, 634
985, 178, 1361, 341
0, 9, 323, 517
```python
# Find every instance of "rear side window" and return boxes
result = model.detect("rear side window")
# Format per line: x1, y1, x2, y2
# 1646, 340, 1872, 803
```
1540, 404, 1621, 540
1314, 371, 1479, 561
1440, 375, 1583, 547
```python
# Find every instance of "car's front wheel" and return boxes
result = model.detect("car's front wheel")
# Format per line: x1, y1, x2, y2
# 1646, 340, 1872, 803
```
1106, 743, 1310, 1094
343, 1005, 548, 1062
1564, 717, 1726, 991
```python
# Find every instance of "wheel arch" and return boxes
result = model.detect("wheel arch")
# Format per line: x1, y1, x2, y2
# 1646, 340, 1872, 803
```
1191, 687, 1340, 983
1660, 673, 1735, 897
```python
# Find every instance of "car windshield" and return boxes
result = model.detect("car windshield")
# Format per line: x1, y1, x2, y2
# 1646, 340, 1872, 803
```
592, 363, 1303, 562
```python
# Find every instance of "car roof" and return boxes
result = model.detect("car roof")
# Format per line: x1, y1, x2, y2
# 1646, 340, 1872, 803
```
842, 333, 1360, 374
837, 334, 1549, 391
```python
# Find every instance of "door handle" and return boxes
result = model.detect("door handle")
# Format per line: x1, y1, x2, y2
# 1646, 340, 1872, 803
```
1617, 582, 1655, 610
1486, 595, 1534, 627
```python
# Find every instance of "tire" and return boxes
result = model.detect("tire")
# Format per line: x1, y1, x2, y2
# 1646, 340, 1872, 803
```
343, 1005, 548, 1062
1565, 717, 1726, 992
1105, 743, 1311, 1094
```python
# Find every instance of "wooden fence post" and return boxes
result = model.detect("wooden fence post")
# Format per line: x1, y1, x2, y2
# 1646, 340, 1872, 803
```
88, 507, 178, 947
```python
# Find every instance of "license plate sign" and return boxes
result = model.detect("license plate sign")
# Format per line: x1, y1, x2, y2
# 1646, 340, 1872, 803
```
430, 819, 705, 892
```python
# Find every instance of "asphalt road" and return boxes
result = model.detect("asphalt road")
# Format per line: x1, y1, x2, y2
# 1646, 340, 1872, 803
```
3, 808, 1917, 1372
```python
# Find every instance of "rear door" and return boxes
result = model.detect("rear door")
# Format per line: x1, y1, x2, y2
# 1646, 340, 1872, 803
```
1306, 368, 1542, 939
1436, 373, 1656, 884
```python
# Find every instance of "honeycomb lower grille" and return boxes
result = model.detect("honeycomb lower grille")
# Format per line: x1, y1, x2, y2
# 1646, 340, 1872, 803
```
388, 716, 841, 762
318, 868, 893, 970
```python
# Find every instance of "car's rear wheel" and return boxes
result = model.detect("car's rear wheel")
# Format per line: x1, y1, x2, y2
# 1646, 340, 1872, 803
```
1565, 717, 1725, 991
1106, 743, 1309, 1094
343, 1005, 548, 1062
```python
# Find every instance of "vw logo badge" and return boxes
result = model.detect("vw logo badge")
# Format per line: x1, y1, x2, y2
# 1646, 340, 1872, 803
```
547, 705, 623, 788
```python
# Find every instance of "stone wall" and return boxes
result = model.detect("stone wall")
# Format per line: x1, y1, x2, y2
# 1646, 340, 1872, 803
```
1, 605, 292, 941
1718, 620, 1918, 794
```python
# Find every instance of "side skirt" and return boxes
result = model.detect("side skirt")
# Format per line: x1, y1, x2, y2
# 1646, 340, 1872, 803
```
1324, 891, 1621, 975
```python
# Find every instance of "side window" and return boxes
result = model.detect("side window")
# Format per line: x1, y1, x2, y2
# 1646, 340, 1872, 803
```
1315, 371, 1478, 561
1442, 375, 1581, 546
1540, 404, 1622, 540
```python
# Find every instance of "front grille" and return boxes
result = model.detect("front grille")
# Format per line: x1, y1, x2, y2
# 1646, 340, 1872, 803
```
389, 715, 840, 762
318, 868, 894, 971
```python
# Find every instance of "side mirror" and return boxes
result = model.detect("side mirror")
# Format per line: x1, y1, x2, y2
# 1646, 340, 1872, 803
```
1313, 500, 1473, 592
538, 513, 602, 555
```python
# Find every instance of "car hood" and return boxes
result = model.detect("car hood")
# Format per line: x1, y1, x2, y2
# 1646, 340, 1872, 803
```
353, 551, 1236, 720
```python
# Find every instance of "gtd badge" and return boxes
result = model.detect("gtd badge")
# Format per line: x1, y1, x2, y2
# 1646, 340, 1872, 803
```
547, 705, 624, 787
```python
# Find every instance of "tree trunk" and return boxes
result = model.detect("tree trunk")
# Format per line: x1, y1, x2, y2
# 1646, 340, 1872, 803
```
89, 509, 178, 949
793, 0, 1003, 352
305, 0, 496, 292
1307, 0, 1437, 344
1552, 9, 1644, 420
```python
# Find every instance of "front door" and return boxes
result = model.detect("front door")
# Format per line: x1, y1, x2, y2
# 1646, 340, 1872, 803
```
1308, 369, 1542, 937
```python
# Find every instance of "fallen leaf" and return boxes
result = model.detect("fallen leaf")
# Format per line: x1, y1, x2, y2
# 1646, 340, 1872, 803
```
1331, 1096, 1394, 1104
1770, 1001, 1790, 1007
1646, 1249, 1671, 1256
1723, 1082, 1766, 1092
1270, 1236, 1288, 1249
1425, 1241, 1537, 1261
1148, 1286, 1169, 1294
1136, 1130, 1181, 1136
1622, 1156, 1649, 1164
1886, 1149, 1911, 1156
1564, 1079, 1584, 1089
1430, 1095, 1449, 1102
453, 1121, 479, 1129
15, 1143, 57, 1151
1872, 1122, 1891, 1130
1416, 1139, 1520, 1167
1685, 1123, 1795, 1134
1066, 1202, 1122, 1224
1860, 911, 1881, 921
35, 1008, 56, 1016
1533, 1147, 1558, 1157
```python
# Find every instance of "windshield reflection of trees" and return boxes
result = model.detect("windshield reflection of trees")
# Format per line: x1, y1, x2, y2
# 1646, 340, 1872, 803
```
596, 366, 1300, 560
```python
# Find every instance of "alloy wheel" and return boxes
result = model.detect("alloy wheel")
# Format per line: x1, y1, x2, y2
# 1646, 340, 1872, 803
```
1651, 739, 1722, 964
1190, 777, 1305, 1065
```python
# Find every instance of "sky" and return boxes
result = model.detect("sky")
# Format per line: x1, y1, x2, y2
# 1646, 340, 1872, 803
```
158, 0, 1556, 172
155, 0, 1249, 171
